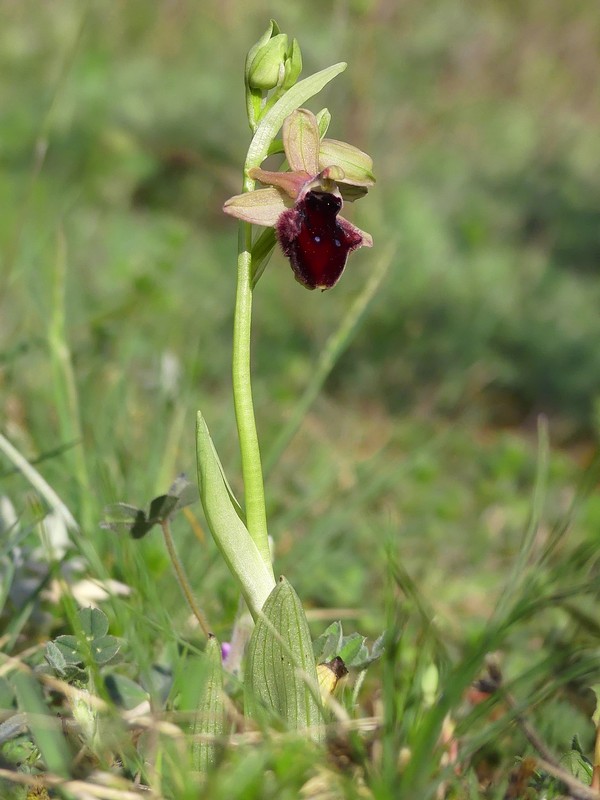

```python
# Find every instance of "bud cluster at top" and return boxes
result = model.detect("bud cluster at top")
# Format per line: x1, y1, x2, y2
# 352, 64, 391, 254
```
245, 20, 302, 131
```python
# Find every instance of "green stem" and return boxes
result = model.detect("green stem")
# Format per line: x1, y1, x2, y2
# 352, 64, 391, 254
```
232, 218, 271, 569
228, 62, 348, 573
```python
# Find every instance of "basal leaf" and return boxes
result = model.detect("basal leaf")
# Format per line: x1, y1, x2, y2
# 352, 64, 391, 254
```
191, 635, 225, 772
245, 577, 323, 741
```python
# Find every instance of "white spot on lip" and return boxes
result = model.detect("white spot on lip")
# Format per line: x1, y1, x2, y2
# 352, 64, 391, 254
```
314, 235, 321, 243
334, 239, 341, 247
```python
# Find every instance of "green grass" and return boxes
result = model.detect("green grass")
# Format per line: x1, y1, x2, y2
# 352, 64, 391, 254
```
1, 1, 599, 797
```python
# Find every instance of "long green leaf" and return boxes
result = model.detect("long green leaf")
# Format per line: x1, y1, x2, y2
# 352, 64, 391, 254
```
246, 62, 346, 170
191, 635, 225, 772
245, 577, 324, 741
196, 411, 275, 619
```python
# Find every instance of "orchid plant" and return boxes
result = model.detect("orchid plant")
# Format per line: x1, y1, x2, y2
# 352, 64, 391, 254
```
193, 20, 375, 749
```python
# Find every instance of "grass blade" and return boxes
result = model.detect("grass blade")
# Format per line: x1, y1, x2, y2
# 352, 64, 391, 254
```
0, 433, 78, 532
12, 671, 71, 777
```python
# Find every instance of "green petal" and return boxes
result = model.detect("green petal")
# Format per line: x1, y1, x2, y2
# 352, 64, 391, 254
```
338, 183, 369, 202
283, 109, 320, 175
223, 187, 289, 226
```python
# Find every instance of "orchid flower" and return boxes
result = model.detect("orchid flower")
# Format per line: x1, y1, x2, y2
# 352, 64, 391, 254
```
224, 108, 375, 289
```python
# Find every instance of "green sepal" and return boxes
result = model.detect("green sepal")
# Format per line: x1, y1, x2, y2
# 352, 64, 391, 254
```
245, 577, 324, 741
196, 411, 275, 618
318, 138, 375, 187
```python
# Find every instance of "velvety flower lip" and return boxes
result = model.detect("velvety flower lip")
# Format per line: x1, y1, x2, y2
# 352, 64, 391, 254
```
277, 190, 365, 290
223, 109, 374, 290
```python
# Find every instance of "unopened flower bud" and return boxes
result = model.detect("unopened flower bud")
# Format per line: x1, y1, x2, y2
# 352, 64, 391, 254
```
247, 33, 288, 90
282, 38, 302, 90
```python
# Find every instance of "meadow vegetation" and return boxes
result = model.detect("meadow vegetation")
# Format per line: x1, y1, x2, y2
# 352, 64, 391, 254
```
1, 2, 599, 798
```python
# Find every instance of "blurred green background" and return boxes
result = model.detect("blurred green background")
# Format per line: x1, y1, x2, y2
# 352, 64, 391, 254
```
1, 0, 599, 637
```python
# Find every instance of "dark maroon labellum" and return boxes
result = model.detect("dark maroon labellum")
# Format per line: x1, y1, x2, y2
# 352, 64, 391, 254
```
276, 191, 363, 290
